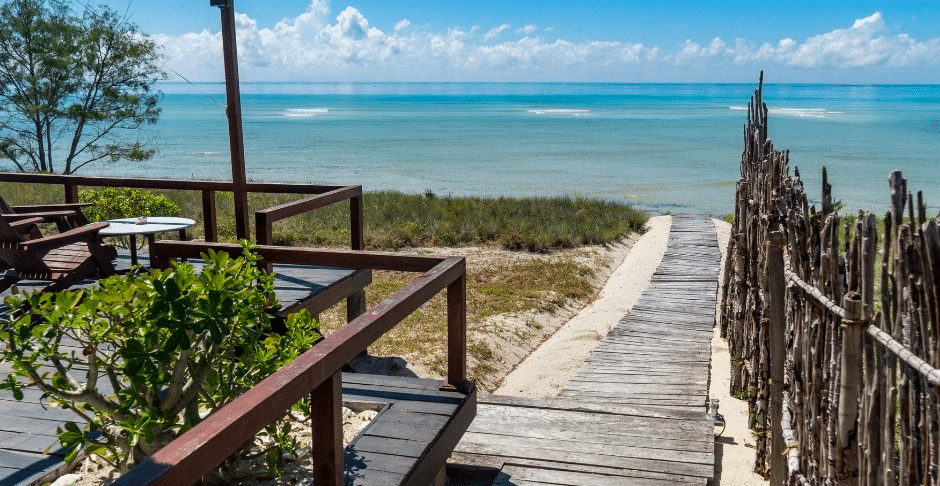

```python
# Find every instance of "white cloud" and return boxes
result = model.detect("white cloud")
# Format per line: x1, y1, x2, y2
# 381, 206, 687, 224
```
155, 3, 940, 82
517, 25, 538, 36
726, 12, 940, 69
483, 24, 510, 41
394, 19, 410, 33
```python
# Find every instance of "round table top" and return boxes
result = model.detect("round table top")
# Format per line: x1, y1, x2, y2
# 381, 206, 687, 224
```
99, 217, 196, 236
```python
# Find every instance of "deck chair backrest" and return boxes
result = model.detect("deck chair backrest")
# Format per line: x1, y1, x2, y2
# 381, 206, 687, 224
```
0, 196, 14, 215
0, 215, 34, 269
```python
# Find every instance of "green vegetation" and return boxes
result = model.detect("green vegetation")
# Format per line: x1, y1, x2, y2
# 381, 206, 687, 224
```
79, 187, 180, 221
0, 245, 320, 474
0, 0, 164, 174
1, 183, 647, 252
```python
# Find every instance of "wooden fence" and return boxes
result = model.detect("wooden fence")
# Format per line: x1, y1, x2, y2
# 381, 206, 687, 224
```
719, 75, 940, 485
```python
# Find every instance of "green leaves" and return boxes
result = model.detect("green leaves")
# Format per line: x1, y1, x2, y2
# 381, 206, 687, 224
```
0, 246, 321, 473
78, 187, 180, 222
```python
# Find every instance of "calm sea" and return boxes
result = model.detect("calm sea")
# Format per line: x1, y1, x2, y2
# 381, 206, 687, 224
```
83, 83, 940, 217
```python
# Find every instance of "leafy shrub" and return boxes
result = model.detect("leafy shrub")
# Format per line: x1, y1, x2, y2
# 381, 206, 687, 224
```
79, 187, 180, 222
0, 244, 320, 473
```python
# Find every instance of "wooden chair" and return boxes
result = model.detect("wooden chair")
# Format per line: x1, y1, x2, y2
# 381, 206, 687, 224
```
0, 215, 116, 293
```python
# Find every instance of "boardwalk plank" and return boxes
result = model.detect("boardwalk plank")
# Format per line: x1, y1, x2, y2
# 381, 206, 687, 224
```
453, 215, 720, 485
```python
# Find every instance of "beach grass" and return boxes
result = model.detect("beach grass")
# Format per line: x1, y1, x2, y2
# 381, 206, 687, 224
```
2, 182, 647, 252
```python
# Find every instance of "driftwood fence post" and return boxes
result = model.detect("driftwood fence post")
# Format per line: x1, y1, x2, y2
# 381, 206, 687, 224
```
836, 292, 863, 479
767, 231, 786, 484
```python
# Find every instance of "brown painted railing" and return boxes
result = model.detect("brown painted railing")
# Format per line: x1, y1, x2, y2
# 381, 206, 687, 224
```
110, 241, 469, 486
0, 173, 363, 248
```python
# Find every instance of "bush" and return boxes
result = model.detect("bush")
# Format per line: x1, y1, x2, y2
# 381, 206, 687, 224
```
79, 187, 180, 222
0, 243, 320, 473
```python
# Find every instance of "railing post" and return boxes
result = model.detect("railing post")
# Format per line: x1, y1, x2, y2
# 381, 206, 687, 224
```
311, 372, 343, 486
64, 180, 78, 203
445, 272, 467, 389
347, 192, 367, 322
255, 211, 273, 245
254, 211, 274, 273
350, 193, 364, 251
202, 190, 218, 242
837, 292, 864, 480
767, 231, 787, 485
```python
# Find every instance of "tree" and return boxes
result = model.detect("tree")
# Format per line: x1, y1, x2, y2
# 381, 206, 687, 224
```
0, 0, 164, 174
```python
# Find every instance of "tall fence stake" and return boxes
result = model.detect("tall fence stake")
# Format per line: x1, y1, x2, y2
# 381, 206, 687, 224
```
837, 292, 864, 479
768, 231, 786, 485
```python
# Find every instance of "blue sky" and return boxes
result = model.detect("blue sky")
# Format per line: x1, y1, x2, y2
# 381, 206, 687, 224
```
89, 0, 940, 83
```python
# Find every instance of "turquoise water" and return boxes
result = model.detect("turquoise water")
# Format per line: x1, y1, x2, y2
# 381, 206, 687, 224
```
81, 83, 940, 217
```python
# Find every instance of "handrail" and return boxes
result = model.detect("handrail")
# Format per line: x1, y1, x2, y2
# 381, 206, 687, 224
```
785, 270, 845, 319
785, 268, 940, 387
111, 241, 469, 486
255, 185, 364, 250
0, 173, 360, 246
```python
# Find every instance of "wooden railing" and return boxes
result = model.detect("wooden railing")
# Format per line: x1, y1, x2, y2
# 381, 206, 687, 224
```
0, 173, 363, 248
111, 241, 469, 486
720, 76, 940, 485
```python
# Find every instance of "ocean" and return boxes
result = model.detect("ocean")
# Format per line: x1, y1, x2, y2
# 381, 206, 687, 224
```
81, 82, 940, 217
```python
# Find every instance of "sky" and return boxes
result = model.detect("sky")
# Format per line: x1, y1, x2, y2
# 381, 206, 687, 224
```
86, 0, 940, 84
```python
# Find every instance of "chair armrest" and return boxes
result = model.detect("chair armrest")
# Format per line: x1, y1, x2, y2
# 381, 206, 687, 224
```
4, 210, 77, 221
10, 217, 44, 229
21, 221, 109, 254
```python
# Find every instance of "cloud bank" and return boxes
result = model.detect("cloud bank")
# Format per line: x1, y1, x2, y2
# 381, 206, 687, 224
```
154, 3, 940, 83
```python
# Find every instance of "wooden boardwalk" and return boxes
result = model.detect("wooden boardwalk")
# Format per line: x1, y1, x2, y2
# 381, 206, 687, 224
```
452, 215, 721, 485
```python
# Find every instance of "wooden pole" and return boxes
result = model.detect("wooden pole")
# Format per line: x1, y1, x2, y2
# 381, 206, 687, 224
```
837, 291, 863, 479
767, 231, 787, 485
311, 372, 343, 486
218, 0, 250, 239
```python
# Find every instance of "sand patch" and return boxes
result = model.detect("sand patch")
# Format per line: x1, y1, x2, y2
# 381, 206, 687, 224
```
710, 218, 766, 485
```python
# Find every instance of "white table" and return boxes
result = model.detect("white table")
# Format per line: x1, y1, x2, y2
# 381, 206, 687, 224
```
99, 217, 196, 266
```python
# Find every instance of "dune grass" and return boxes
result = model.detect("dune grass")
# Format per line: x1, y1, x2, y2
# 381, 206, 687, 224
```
2, 182, 647, 252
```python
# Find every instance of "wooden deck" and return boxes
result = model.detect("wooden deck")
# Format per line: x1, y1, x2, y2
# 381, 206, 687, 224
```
1, 250, 372, 321
451, 215, 721, 485
0, 371, 474, 486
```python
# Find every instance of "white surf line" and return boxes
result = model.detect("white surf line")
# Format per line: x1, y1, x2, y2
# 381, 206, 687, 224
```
495, 215, 673, 397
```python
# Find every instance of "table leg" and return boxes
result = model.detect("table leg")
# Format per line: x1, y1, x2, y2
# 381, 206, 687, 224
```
147, 234, 157, 266
129, 235, 138, 266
